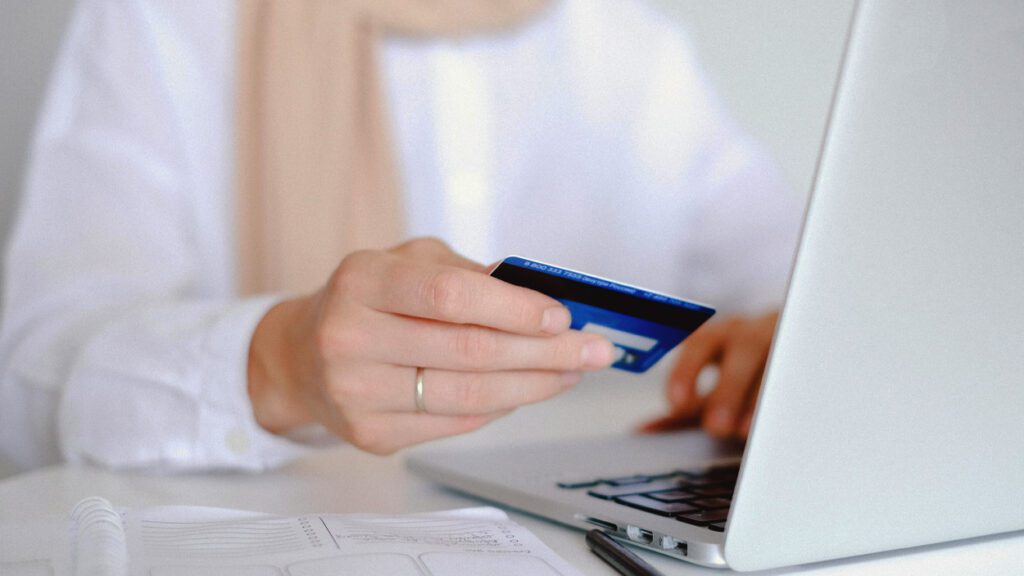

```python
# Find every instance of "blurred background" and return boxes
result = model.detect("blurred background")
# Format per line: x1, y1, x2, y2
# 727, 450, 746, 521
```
2, 1, 75, 284
0, 0, 853, 292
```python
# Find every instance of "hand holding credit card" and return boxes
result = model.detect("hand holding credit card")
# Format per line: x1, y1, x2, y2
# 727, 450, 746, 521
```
491, 257, 715, 373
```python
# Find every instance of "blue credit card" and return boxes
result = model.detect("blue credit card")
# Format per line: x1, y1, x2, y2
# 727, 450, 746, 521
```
491, 256, 715, 373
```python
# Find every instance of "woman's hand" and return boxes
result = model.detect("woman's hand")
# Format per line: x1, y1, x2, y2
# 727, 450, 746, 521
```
641, 311, 779, 439
247, 238, 615, 454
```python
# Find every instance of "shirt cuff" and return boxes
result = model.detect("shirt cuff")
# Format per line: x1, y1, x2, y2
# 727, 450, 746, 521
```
194, 295, 314, 471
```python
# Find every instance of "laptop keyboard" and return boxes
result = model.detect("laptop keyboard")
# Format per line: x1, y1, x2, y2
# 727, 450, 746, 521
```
557, 464, 739, 533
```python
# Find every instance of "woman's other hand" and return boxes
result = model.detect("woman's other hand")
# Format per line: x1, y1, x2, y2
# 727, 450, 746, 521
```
247, 238, 615, 454
641, 311, 779, 439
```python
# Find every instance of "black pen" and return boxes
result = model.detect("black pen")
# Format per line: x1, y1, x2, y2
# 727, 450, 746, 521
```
586, 529, 666, 576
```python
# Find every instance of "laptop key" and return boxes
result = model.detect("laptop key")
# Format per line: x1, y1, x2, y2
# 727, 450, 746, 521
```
603, 475, 652, 486
614, 495, 701, 517
587, 479, 684, 500
651, 470, 696, 480
679, 476, 734, 488
646, 490, 694, 502
676, 508, 730, 526
704, 464, 740, 478
687, 497, 732, 510
556, 479, 601, 489
686, 485, 734, 498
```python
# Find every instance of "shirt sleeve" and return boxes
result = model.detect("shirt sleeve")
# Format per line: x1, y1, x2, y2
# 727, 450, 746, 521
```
0, 0, 310, 472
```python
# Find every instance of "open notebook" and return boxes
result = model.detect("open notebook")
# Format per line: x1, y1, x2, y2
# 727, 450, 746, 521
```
0, 497, 584, 576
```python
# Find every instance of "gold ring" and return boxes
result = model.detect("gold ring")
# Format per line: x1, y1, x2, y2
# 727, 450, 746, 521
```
414, 367, 427, 413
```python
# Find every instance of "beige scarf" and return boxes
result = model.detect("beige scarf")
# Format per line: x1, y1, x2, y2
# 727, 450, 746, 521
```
235, 0, 551, 295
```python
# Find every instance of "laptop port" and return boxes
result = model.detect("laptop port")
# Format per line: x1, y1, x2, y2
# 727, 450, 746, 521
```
582, 516, 618, 532
626, 525, 653, 544
658, 535, 688, 556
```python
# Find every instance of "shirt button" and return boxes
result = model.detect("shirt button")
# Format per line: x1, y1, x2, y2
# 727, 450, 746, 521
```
225, 426, 251, 454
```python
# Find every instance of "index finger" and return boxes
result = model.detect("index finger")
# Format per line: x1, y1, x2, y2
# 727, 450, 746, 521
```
367, 257, 573, 336
389, 237, 487, 273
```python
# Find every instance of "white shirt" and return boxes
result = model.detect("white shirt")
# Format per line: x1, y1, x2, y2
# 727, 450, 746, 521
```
0, 0, 801, 473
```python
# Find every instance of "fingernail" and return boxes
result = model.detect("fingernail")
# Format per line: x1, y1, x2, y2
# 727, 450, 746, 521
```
541, 306, 572, 334
561, 372, 583, 388
669, 382, 687, 405
708, 407, 734, 431
581, 338, 615, 368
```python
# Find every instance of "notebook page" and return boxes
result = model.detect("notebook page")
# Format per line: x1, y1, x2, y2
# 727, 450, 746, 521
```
122, 505, 583, 576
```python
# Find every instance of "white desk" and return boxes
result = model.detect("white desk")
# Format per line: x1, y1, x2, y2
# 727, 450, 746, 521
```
1, 368, 1021, 574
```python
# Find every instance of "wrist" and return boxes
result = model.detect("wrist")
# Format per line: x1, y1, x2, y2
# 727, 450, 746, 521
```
248, 296, 318, 434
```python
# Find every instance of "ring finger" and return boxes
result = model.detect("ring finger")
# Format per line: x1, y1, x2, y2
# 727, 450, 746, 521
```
408, 367, 582, 416
345, 365, 583, 416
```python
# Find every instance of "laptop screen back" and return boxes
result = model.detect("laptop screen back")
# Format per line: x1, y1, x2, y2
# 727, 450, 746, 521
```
726, 0, 1024, 570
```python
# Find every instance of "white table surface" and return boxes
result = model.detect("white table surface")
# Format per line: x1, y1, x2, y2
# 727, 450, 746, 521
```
1, 366, 1022, 575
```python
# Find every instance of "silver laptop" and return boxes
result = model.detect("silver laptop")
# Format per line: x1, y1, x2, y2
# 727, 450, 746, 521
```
407, 0, 1024, 570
